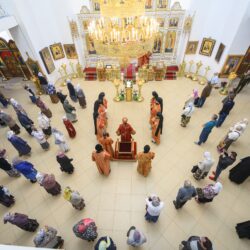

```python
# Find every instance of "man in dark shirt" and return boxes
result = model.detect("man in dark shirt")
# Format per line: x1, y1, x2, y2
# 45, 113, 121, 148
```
209, 151, 237, 181
216, 96, 235, 127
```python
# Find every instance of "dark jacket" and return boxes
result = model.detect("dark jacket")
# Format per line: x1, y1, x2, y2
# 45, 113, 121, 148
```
57, 92, 67, 104
182, 236, 204, 250
201, 84, 212, 98
176, 186, 196, 202
218, 152, 236, 170
56, 155, 74, 173
219, 99, 235, 115
0, 157, 12, 171
17, 112, 33, 128
38, 76, 48, 86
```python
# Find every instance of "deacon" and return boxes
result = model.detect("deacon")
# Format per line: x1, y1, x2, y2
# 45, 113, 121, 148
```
116, 117, 136, 142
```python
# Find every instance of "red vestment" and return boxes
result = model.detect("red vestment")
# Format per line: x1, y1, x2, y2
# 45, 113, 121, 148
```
63, 119, 76, 138
116, 123, 135, 142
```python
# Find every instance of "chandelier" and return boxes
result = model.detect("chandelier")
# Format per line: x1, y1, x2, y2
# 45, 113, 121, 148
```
88, 0, 159, 65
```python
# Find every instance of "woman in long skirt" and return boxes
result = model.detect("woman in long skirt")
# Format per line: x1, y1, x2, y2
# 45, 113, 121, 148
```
63, 117, 76, 138
34, 226, 64, 248
73, 218, 98, 241
7, 131, 31, 156
38, 112, 51, 137
0, 111, 20, 134
47, 82, 59, 103
63, 186, 85, 210
66, 79, 78, 102
0, 149, 20, 177
195, 182, 222, 203
56, 152, 74, 174
36, 97, 52, 118
24, 85, 37, 103
17, 111, 34, 135
76, 84, 86, 108
0, 91, 9, 107
4, 212, 39, 232
63, 99, 77, 122
10, 98, 27, 115
0, 186, 15, 207
31, 127, 50, 150
52, 128, 69, 152
36, 172, 61, 196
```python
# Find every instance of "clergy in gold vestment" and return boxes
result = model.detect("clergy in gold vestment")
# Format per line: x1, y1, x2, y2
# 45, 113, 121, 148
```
92, 144, 111, 176
116, 117, 136, 142
137, 145, 155, 177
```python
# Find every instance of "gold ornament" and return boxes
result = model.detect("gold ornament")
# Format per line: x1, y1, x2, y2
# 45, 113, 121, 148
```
113, 79, 121, 102
199, 66, 211, 85
185, 60, 194, 78
69, 20, 79, 40
192, 61, 202, 81
137, 79, 144, 102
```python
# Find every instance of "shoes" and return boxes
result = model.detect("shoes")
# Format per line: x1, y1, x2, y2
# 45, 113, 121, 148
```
209, 176, 215, 181
173, 200, 177, 209
151, 140, 156, 144
194, 142, 200, 145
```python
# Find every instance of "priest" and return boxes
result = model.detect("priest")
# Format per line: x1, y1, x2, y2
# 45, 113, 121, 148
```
116, 117, 136, 142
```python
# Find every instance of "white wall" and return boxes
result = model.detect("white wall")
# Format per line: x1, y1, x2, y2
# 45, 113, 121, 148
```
183, 0, 250, 78
0, 29, 12, 41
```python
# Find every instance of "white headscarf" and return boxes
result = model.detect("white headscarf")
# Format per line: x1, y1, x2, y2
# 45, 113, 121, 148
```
76, 84, 81, 92
204, 151, 212, 161
36, 172, 44, 184
7, 130, 14, 139
66, 79, 71, 83
48, 82, 54, 86
212, 182, 223, 194
38, 72, 43, 77
10, 98, 18, 107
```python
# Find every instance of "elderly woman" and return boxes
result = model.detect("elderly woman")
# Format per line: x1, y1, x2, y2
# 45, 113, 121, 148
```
127, 226, 147, 247
63, 116, 76, 138
7, 131, 31, 156
56, 152, 74, 174
145, 194, 164, 223
38, 72, 48, 94
137, 145, 155, 177
0, 186, 15, 207
17, 111, 34, 135
47, 82, 59, 103
75, 84, 86, 108
63, 99, 77, 123
36, 97, 52, 118
95, 236, 117, 250
31, 127, 50, 151
38, 112, 51, 137
181, 102, 195, 127
52, 128, 69, 152
195, 182, 222, 204
36, 172, 61, 196
33, 226, 64, 248
0, 110, 20, 134
73, 218, 98, 242
3, 212, 39, 232
56, 88, 67, 104
0, 149, 20, 177
13, 158, 37, 183
192, 152, 214, 180
63, 186, 85, 210
180, 236, 213, 250
66, 79, 77, 102
10, 98, 27, 115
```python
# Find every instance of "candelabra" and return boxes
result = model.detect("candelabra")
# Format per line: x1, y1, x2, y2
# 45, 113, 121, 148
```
199, 66, 211, 85
76, 62, 84, 78
113, 79, 121, 102
69, 62, 77, 78
192, 61, 202, 81
177, 60, 186, 77
185, 60, 194, 78
137, 79, 144, 102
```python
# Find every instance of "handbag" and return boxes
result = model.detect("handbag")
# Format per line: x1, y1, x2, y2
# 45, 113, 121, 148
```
191, 165, 198, 173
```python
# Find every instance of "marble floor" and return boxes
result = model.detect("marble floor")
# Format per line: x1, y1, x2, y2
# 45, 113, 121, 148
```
0, 77, 250, 250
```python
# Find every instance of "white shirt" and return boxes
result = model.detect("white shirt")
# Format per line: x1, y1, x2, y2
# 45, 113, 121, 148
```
38, 114, 50, 129
145, 198, 164, 216
210, 75, 219, 85
228, 131, 240, 141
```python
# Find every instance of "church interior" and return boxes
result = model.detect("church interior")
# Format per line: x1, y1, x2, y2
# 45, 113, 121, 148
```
0, 0, 250, 249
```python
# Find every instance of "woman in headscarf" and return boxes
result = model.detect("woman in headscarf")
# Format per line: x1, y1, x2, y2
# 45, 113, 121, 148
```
10, 98, 27, 115
145, 194, 164, 223
0, 91, 9, 107
193, 88, 199, 105
230, 118, 248, 134
13, 158, 37, 183
150, 98, 162, 126
33, 226, 64, 248
98, 92, 108, 109
38, 112, 51, 137
38, 72, 48, 94
63, 186, 85, 210
7, 131, 31, 156
0, 110, 20, 134
151, 112, 163, 144
47, 82, 59, 103
99, 133, 114, 159
62, 116, 76, 138
137, 145, 155, 177
63, 99, 77, 123
24, 85, 37, 103
52, 128, 69, 152
93, 99, 102, 135
151, 91, 163, 112
17, 111, 34, 135
180, 236, 213, 250
56, 152, 74, 174
229, 156, 250, 184
75, 84, 86, 108
73, 218, 98, 242
0, 149, 20, 177
195, 182, 222, 203
36, 172, 61, 196
3, 212, 39, 232
95, 236, 117, 250
31, 127, 50, 151
126, 226, 147, 247
66, 79, 77, 102
56, 88, 67, 104
0, 186, 15, 207
181, 102, 195, 127
36, 97, 52, 118
92, 144, 111, 176
192, 152, 214, 180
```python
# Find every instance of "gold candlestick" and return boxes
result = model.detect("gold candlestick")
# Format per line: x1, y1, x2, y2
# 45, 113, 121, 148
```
185, 60, 194, 78
177, 60, 186, 77
113, 79, 121, 102
76, 62, 84, 78
220, 72, 237, 95
31, 76, 43, 95
137, 79, 144, 102
69, 61, 77, 78
192, 61, 203, 81
58, 68, 64, 78
61, 64, 68, 78
199, 66, 211, 85
18, 65, 29, 81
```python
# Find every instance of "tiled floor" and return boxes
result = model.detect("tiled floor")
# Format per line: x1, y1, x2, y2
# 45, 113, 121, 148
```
0, 78, 250, 250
